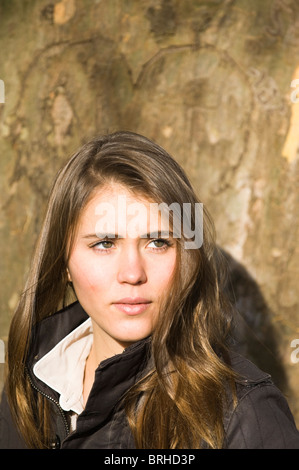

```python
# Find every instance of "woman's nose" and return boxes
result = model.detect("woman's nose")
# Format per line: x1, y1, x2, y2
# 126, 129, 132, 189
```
117, 245, 147, 285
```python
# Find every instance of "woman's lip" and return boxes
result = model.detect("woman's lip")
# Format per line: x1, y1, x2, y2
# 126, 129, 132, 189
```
114, 298, 152, 304
113, 299, 152, 315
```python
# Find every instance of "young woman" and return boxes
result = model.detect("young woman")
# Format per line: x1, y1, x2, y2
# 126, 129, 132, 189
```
1, 131, 299, 449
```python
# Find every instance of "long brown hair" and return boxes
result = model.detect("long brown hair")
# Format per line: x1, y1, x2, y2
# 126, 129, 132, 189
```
6, 131, 236, 448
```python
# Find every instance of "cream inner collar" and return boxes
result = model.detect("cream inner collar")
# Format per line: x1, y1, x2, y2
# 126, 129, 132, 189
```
33, 317, 93, 415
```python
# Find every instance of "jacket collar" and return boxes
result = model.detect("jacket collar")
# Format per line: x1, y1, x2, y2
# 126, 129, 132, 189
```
28, 301, 90, 365
33, 317, 93, 414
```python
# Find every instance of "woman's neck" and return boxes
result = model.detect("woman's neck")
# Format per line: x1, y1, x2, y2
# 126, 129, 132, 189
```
82, 318, 131, 406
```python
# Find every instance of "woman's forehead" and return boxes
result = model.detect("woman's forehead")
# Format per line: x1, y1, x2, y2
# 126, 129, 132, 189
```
76, 183, 173, 239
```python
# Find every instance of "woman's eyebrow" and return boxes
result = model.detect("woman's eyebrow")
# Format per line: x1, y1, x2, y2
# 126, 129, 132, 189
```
82, 231, 174, 239
83, 233, 119, 239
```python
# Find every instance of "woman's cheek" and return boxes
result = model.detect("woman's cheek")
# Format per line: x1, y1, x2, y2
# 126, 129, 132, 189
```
71, 259, 111, 294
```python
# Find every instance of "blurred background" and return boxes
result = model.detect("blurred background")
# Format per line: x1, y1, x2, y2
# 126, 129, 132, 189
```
0, 0, 299, 426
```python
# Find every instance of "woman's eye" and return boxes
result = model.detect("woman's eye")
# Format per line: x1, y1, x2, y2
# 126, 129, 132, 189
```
93, 240, 114, 250
148, 239, 171, 249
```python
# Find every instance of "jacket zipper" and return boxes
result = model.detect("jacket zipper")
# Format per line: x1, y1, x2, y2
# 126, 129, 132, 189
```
26, 368, 70, 438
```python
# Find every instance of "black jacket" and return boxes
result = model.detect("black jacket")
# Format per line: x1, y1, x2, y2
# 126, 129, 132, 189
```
1, 301, 299, 449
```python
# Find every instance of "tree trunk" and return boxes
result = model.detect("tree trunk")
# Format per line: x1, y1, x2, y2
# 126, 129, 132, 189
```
0, 0, 299, 425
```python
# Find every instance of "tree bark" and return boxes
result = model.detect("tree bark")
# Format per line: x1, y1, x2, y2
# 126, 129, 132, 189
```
0, 0, 299, 424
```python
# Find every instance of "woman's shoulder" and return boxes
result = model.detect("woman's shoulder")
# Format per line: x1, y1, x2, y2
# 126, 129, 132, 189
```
229, 350, 272, 385
0, 389, 27, 449
224, 351, 299, 449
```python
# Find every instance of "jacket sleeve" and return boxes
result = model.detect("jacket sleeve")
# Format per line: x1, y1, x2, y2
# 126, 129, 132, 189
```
0, 389, 27, 449
225, 382, 299, 449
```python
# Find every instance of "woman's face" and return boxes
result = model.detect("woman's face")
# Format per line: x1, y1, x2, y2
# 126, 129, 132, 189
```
67, 183, 177, 353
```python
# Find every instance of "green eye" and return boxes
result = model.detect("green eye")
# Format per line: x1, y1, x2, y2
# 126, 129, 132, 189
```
92, 240, 114, 250
148, 239, 171, 249
99, 240, 113, 249
153, 239, 166, 248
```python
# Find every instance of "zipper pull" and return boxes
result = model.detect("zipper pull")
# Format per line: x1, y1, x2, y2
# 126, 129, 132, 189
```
50, 434, 61, 449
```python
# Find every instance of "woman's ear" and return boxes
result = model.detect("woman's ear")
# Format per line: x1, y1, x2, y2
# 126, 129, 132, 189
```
66, 268, 72, 283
